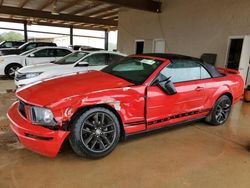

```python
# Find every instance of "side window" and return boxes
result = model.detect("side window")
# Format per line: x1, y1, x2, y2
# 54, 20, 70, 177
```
201, 66, 211, 79
56, 49, 71, 57
107, 54, 123, 65
159, 60, 204, 83
33, 49, 54, 57
25, 43, 37, 50
37, 43, 48, 47
84, 54, 107, 66
4, 42, 13, 48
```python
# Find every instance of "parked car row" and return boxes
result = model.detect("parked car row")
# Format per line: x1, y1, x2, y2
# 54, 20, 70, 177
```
0, 41, 126, 81
0, 41, 57, 56
15, 50, 126, 86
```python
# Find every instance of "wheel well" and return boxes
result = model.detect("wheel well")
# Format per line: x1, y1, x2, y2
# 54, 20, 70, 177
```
4, 63, 22, 74
70, 104, 125, 140
221, 92, 233, 103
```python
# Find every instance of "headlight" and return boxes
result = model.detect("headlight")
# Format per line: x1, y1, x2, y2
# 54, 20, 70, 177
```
0, 57, 4, 63
29, 106, 57, 126
25, 72, 42, 79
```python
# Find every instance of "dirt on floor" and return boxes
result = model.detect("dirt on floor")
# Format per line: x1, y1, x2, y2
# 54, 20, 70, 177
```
1, 80, 250, 188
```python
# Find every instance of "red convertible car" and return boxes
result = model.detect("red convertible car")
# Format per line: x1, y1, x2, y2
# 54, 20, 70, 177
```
7, 54, 244, 158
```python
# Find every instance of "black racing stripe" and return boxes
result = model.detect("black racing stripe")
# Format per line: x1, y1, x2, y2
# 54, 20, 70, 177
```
148, 109, 211, 126
125, 120, 145, 126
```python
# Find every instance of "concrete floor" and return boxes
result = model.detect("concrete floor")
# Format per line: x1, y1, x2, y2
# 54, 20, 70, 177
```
0, 80, 250, 188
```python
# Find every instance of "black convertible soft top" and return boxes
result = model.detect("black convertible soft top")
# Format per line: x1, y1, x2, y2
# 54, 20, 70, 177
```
143, 53, 223, 78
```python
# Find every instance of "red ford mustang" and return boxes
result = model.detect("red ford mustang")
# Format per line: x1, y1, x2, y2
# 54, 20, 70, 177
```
7, 54, 244, 158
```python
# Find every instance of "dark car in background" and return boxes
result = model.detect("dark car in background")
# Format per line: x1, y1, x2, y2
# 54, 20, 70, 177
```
69, 45, 103, 51
0, 41, 25, 49
0, 41, 57, 56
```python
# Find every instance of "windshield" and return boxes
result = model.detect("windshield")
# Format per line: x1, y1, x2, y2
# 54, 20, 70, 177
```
20, 48, 37, 56
53, 51, 88, 65
102, 57, 163, 85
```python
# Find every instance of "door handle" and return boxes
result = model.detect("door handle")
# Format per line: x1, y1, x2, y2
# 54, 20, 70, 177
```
195, 86, 204, 91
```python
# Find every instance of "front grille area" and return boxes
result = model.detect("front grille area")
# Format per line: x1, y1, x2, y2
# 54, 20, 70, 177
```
18, 100, 27, 118
15, 72, 26, 81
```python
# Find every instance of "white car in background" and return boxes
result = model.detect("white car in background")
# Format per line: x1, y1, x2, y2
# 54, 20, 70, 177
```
15, 51, 126, 87
0, 47, 73, 79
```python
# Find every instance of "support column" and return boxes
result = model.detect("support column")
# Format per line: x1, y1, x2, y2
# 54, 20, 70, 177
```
70, 26, 73, 46
24, 21, 28, 42
105, 30, 109, 50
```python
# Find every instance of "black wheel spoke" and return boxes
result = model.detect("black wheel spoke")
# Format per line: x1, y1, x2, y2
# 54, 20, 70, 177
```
101, 135, 111, 145
82, 128, 92, 133
101, 113, 105, 124
99, 140, 105, 150
103, 129, 115, 134
85, 134, 94, 145
85, 120, 95, 127
103, 123, 113, 129
94, 113, 99, 124
90, 139, 98, 150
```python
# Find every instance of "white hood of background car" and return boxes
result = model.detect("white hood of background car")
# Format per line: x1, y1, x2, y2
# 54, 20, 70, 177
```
17, 63, 88, 79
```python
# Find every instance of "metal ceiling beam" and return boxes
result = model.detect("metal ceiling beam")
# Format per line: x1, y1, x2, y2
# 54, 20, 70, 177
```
19, 0, 30, 8
57, 0, 81, 12
82, 5, 119, 17
0, 5, 117, 26
95, 10, 119, 18
96, 0, 161, 13
0, 17, 117, 31
69, 2, 102, 15
38, 0, 53, 10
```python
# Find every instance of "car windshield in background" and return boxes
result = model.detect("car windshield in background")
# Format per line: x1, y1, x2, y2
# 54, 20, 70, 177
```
54, 52, 88, 65
102, 57, 163, 85
20, 49, 37, 56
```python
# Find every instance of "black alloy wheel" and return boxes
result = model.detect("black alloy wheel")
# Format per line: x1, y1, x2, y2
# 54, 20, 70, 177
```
69, 107, 120, 159
214, 98, 231, 124
81, 112, 117, 153
206, 95, 232, 125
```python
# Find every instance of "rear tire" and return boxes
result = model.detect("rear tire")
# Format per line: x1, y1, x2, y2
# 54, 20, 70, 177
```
69, 107, 120, 159
5, 64, 22, 79
205, 95, 232, 126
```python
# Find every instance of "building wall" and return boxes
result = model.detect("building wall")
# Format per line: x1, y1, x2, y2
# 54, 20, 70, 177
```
117, 0, 250, 66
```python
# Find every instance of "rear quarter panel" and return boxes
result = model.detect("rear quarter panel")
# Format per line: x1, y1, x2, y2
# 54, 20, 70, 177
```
204, 74, 244, 109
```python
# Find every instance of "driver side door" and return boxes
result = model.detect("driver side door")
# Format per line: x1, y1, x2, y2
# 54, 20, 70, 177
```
146, 60, 210, 130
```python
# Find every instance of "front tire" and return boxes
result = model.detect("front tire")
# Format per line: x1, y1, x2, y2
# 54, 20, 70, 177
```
5, 64, 22, 79
69, 107, 120, 159
205, 95, 232, 125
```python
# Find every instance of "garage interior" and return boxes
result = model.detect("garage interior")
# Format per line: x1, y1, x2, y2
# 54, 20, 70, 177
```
1, 0, 250, 187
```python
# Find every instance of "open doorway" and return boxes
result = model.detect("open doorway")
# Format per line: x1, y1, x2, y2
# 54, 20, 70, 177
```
135, 40, 144, 54
226, 38, 244, 70
226, 36, 250, 85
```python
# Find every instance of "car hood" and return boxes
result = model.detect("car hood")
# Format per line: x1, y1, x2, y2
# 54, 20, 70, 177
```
16, 71, 133, 107
18, 63, 65, 73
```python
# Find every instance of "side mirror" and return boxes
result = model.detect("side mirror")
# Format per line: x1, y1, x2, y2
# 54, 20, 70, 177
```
155, 77, 177, 95
76, 61, 89, 67
29, 53, 35, 57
